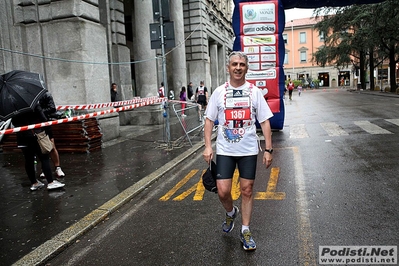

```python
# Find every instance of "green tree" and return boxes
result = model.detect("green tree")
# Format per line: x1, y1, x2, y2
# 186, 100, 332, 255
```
313, 2, 399, 91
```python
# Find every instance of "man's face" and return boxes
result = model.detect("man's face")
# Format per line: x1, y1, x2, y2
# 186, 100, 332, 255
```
227, 55, 248, 83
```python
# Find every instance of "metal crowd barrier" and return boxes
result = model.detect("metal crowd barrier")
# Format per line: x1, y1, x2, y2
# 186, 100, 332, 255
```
171, 101, 204, 146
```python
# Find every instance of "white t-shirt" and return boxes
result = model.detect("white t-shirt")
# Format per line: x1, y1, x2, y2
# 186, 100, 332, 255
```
205, 81, 273, 156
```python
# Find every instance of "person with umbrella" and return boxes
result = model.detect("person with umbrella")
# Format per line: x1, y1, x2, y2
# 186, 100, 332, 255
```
1, 70, 65, 190
38, 91, 66, 178
12, 104, 65, 190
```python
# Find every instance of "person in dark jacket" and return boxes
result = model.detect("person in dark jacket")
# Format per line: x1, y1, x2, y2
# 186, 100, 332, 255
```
38, 91, 65, 178
110, 83, 118, 102
187, 82, 194, 101
12, 102, 65, 190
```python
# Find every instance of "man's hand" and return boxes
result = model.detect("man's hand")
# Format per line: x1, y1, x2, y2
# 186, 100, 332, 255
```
203, 146, 213, 164
263, 152, 273, 169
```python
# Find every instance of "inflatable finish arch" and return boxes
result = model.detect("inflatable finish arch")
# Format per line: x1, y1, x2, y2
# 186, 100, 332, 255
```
232, 0, 386, 129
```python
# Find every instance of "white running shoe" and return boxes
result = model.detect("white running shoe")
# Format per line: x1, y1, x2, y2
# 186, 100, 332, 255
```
30, 180, 45, 191
55, 167, 65, 177
39, 172, 45, 179
47, 180, 65, 190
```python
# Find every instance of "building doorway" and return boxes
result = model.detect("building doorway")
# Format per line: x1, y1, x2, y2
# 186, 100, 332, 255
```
339, 71, 350, 86
318, 72, 330, 87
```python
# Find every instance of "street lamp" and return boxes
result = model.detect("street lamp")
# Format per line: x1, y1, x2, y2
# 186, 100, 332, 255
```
291, 20, 295, 80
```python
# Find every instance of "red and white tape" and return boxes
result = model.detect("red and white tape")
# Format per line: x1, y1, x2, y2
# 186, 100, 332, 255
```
56, 96, 160, 110
0, 98, 164, 136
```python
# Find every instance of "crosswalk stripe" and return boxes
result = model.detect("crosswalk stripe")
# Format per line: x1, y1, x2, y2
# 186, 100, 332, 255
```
320, 122, 349, 136
385, 119, 399, 127
354, 120, 392, 134
290, 124, 309, 138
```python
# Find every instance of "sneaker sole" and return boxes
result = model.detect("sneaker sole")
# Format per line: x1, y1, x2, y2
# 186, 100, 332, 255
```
223, 223, 235, 233
240, 236, 256, 250
30, 185, 45, 191
47, 184, 65, 190
242, 244, 256, 251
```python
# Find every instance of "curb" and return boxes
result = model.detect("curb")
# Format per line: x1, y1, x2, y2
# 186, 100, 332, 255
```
13, 140, 205, 266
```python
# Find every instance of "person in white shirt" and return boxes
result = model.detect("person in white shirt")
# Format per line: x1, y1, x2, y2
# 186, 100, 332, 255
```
195, 81, 208, 121
202, 51, 273, 251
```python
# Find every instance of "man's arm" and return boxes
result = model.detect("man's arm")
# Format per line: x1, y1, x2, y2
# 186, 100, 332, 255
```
203, 118, 214, 164
260, 119, 273, 169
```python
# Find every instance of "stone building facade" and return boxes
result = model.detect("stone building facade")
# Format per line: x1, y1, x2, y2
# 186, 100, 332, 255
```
0, 0, 234, 140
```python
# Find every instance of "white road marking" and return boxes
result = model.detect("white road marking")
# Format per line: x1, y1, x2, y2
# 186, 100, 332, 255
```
354, 120, 392, 134
385, 119, 399, 127
290, 124, 309, 139
293, 146, 316, 265
320, 122, 349, 136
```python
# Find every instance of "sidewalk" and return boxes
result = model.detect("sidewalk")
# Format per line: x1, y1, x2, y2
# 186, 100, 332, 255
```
347, 87, 399, 98
0, 114, 205, 266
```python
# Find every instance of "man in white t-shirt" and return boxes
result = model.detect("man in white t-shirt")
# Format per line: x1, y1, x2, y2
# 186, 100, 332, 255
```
195, 81, 208, 121
203, 51, 273, 251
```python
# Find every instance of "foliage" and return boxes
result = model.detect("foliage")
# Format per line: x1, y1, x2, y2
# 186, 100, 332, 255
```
313, 1, 399, 91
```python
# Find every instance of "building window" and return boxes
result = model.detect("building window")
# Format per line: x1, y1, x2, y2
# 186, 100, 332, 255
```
300, 51, 307, 62
299, 32, 306, 43
284, 53, 288, 64
283, 34, 288, 44
319, 31, 325, 42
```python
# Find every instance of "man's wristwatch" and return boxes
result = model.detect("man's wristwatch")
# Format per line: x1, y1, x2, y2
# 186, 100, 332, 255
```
265, 148, 273, 154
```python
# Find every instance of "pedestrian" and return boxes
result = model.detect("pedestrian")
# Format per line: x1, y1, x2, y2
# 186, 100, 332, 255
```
297, 84, 302, 96
202, 51, 273, 251
180, 86, 187, 117
12, 103, 65, 191
110, 83, 118, 102
287, 79, 294, 100
340, 77, 345, 88
195, 81, 208, 121
187, 82, 194, 101
158, 82, 165, 98
38, 91, 66, 178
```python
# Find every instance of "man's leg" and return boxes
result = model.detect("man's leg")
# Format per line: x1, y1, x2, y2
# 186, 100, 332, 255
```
50, 139, 60, 167
44, 139, 65, 177
217, 178, 239, 233
237, 155, 257, 251
217, 179, 233, 212
240, 178, 255, 227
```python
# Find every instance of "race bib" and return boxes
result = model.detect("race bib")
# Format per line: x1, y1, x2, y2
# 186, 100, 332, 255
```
224, 108, 251, 120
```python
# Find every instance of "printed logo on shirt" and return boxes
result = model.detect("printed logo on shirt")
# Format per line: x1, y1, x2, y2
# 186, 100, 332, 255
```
233, 90, 242, 97
225, 97, 251, 108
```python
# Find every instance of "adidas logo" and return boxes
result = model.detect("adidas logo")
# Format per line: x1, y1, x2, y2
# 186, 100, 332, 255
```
233, 90, 242, 97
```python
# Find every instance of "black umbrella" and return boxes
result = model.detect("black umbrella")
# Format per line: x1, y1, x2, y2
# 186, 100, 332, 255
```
0, 70, 47, 121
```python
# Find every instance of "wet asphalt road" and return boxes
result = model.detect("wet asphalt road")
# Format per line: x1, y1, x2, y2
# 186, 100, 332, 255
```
0, 111, 203, 266
46, 89, 398, 266
2, 89, 399, 265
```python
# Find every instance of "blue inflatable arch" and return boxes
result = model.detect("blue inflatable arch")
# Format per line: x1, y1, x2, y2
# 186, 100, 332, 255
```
232, 0, 386, 130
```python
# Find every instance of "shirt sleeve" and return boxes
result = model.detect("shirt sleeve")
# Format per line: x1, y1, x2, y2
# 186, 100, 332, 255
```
204, 88, 220, 121
254, 88, 273, 123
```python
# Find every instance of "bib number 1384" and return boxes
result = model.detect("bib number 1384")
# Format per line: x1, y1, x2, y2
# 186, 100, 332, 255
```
225, 108, 250, 120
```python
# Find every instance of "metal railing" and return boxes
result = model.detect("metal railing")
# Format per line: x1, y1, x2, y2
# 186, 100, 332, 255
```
171, 101, 204, 146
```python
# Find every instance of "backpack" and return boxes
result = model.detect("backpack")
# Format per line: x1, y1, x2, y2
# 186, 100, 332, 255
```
202, 161, 217, 193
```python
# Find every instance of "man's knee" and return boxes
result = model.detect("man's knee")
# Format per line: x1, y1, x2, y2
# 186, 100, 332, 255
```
240, 182, 254, 198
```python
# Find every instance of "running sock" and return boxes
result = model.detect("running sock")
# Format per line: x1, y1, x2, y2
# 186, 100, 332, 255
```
242, 225, 249, 233
227, 207, 235, 217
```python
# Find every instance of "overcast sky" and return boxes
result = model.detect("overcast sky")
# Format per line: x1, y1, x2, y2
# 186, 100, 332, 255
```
284, 8, 315, 21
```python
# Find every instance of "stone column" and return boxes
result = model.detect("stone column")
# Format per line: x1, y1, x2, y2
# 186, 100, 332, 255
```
169, 0, 187, 93
218, 44, 227, 86
209, 43, 218, 93
134, 0, 157, 98
129, 0, 163, 125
